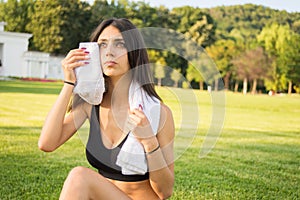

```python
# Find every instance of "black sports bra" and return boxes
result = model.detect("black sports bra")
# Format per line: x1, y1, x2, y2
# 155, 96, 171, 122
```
86, 105, 149, 182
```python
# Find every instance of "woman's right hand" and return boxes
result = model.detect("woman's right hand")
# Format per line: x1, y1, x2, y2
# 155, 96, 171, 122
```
61, 48, 90, 83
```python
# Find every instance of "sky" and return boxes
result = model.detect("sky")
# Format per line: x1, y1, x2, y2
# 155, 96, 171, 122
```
132, 0, 300, 13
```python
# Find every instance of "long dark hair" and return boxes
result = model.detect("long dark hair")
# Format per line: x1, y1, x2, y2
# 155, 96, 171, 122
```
90, 18, 162, 101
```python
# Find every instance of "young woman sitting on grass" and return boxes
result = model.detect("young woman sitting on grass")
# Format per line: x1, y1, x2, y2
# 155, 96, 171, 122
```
39, 18, 175, 200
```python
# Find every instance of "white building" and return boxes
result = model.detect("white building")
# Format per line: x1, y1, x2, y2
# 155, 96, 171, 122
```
0, 21, 64, 80
0, 22, 32, 77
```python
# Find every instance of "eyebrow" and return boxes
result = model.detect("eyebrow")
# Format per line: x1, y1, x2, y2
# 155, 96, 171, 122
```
98, 37, 125, 42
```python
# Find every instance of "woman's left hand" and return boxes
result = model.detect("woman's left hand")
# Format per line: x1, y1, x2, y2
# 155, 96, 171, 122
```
127, 108, 157, 145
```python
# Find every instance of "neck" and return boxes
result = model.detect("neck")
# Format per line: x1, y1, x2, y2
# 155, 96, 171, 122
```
104, 76, 131, 102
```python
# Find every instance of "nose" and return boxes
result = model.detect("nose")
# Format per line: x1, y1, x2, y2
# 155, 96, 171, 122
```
105, 43, 114, 57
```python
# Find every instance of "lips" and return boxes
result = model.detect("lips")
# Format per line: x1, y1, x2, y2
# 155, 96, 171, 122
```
104, 60, 117, 67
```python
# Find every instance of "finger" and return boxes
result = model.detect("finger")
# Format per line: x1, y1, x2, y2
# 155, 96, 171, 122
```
124, 118, 137, 132
63, 61, 88, 71
65, 49, 85, 57
127, 122, 136, 132
67, 55, 90, 65
62, 52, 90, 70
128, 113, 141, 124
65, 49, 89, 61
67, 50, 90, 61
130, 108, 145, 118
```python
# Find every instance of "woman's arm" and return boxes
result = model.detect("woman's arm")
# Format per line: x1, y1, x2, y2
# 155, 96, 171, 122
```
38, 48, 90, 152
145, 104, 175, 199
129, 104, 175, 199
39, 84, 77, 152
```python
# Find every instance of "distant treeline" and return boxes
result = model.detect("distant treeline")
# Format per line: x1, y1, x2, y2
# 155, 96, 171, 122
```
1, 0, 299, 93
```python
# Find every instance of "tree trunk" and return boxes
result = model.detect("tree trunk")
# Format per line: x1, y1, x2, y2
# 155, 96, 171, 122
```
214, 78, 219, 91
243, 77, 247, 95
224, 72, 230, 91
173, 81, 178, 88
199, 81, 204, 91
251, 79, 257, 94
234, 81, 239, 92
288, 81, 292, 94
157, 78, 161, 86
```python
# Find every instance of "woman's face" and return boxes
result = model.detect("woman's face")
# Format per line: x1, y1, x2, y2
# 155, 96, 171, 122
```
97, 25, 130, 80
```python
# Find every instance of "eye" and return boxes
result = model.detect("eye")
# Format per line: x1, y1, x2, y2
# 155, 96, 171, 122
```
98, 42, 107, 48
115, 41, 126, 48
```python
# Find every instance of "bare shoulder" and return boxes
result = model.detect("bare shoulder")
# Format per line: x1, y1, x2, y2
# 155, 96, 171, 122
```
66, 100, 92, 130
71, 97, 93, 118
157, 103, 175, 145
160, 103, 173, 118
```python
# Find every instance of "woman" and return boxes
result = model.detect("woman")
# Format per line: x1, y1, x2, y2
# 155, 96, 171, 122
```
39, 18, 175, 200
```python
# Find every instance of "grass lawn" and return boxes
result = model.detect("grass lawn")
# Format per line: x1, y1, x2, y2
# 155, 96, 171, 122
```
0, 80, 299, 199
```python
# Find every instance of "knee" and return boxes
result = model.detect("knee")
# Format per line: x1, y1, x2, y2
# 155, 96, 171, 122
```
60, 167, 91, 199
66, 166, 88, 183
64, 166, 90, 190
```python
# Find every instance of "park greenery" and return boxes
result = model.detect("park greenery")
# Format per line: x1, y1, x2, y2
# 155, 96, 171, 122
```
0, 0, 300, 93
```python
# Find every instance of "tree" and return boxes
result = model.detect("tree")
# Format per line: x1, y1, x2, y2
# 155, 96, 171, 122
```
0, 0, 34, 33
208, 4, 299, 41
280, 33, 300, 93
231, 52, 251, 94
170, 68, 181, 87
126, 1, 173, 28
257, 23, 293, 92
206, 39, 241, 90
154, 57, 166, 86
60, 1, 92, 53
27, 0, 63, 53
90, 0, 128, 28
173, 6, 216, 48
28, 0, 91, 54
166, 6, 216, 84
232, 47, 271, 94
186, 63, 204, 90
186, 51, 218, 90
247, 47, 272, 94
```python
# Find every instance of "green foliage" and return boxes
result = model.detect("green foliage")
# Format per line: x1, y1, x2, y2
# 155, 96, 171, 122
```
27, 0, 64, 53
202, 4, 300, 93
0, 0, 34, 33
59, 1, 92, 53
257, 23, 295, 92
90, 0, 128, 27
127, 1, 172, 28
186, 63, 204, 89
0, 1, 299, 93
170, 68, 181, 87
154, 57, 166, 86
284, 34, 300, 80
206, 39, 242, 89
172, 6, 216, 48
257, 23, 292, 56
208, 4, 299, 40
27, 0, 91, 54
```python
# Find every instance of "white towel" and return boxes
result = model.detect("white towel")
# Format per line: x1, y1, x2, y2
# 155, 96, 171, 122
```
74, 42, 105, 105
116, 81, 161, 175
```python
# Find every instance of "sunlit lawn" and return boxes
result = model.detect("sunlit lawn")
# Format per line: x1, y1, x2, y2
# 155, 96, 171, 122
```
0, 80, 299, 199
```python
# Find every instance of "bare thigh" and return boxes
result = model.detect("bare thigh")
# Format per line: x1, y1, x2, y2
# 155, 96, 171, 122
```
60, 166, 131, 200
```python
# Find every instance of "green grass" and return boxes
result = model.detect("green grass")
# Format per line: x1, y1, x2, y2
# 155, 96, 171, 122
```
0, 80, 299, 199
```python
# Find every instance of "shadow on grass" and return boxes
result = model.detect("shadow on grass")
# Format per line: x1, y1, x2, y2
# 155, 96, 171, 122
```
0, 80, 62, 95
0, 153, 70, 199
0, 125, 87, 199
174, 141, 300, 199
0, 126, 42, 136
